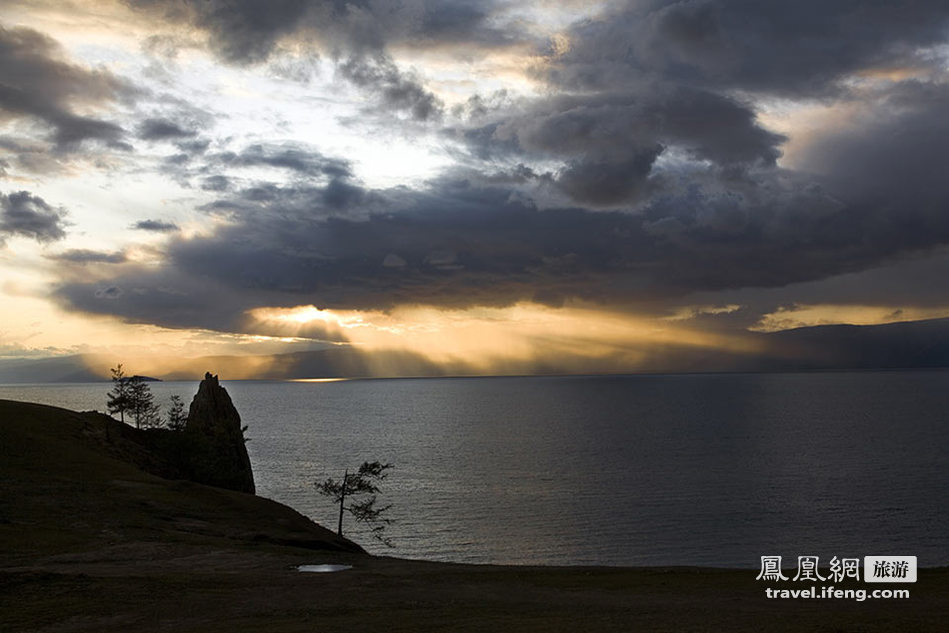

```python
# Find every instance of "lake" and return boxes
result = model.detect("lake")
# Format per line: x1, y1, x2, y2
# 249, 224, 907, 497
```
2, 371, 947, 567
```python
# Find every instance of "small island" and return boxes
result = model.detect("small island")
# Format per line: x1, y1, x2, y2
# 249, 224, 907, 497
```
130, 375, 162, 382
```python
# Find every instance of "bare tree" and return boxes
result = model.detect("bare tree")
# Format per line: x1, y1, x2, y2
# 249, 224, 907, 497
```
315, 461, 393, 546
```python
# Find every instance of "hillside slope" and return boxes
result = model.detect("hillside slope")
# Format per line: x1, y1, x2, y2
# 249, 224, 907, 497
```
0, 399, 361, 562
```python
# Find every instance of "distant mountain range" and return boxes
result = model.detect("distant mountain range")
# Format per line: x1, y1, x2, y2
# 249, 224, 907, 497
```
758, 317, 949, 371
0, 355, 105, 383
2, 317, 949, 383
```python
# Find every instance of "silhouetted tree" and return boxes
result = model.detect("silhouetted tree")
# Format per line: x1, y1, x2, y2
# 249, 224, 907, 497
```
315, 461, 393, 546
166, 395, 187, 431
106, 364, 161, 429
106, 364, 131, 423
128, 376, 161, 429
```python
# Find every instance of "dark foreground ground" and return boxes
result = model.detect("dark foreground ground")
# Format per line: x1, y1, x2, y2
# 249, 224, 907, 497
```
2, 399, 946, 632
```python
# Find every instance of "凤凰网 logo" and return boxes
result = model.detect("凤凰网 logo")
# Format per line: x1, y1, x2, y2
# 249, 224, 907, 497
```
756, 555, 917, 583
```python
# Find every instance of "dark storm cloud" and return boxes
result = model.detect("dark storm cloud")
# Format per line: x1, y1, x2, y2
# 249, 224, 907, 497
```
679, 248, 949, 333
544, 0, 949, 96
0, 190, 67, 244
0, 136, 63, 175
49, 92, 949, 333
34, 1, 949, 335
46, 150, 941, 332
132, 219, 180, 232
200, 175, 230, 192
804, 81, 949, 202
496, 89, 782, 165
202, 177, 374, 218
444, 121, 521, 161
57, 266, 260, 332
125, 0, 518, 63
122, 0, 516, 123
0, 82, 126, 149
327, 0, 518, 53
52, 181, 646, 329
449, 90, 513, 124
556, 146, 662, 206
422, 0, 949, 300
168, 185, 602, 311
137, 118, 197, 140
0, 26, 126, 105
0, 25, 129, 149
413, 0, 505, 44
338, 55, 443, 121
467, 87, 785, 206
209, 143, 353, 178
780, 81, 949, 271
438, 0, 945, 212
187, 143, 372, 216
321, 177, 368, 210
464, 0, 946, 210
126, 0, 313, 64
49, 249, 127, 264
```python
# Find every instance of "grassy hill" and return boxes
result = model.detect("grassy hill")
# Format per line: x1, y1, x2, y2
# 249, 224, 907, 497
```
1, 399, 947, 632
0, 400, 361, 559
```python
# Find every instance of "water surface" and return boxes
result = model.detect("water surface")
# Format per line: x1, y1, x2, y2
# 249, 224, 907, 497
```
2, 371, 946, 567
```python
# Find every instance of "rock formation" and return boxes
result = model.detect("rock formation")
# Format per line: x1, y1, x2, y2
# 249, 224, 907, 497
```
183, 372, 255, 494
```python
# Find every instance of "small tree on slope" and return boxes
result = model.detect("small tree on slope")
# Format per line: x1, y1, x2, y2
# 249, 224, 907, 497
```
128, 376, 161, 429
166, 394, 187, 431
106, 364, 161, 429
315, 461, 393, 546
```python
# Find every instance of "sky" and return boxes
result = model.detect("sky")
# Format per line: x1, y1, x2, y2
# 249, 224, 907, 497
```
2, 1, 949, 377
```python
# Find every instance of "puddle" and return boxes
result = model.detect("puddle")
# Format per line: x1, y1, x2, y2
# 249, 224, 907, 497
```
296, 564, 353, 573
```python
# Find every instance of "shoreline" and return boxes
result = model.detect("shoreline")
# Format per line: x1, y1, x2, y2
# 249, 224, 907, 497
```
3, 398, 947, 631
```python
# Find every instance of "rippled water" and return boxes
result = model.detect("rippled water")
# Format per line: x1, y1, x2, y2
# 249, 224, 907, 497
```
3, 371, 947, 567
